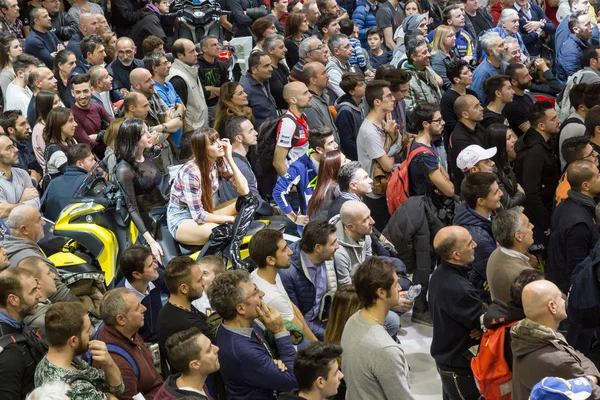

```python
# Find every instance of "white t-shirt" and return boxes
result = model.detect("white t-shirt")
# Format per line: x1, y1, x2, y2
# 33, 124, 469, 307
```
250, 270, 295, 321
192, 292, 213, 316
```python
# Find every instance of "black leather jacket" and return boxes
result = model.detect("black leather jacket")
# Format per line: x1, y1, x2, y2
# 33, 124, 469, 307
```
50, 11, 78, 41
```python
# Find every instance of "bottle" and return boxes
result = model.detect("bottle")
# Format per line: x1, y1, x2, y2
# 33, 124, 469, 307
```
407, 284, 422, 301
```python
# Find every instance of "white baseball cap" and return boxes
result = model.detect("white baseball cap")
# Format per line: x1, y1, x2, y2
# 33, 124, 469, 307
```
456, 145, 497, 172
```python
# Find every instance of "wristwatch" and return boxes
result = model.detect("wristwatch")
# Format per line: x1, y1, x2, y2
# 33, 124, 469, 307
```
161, 123, 168, 132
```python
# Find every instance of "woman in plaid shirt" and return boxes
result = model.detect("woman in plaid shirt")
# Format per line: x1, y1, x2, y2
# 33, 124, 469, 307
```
167, 127, 251, 246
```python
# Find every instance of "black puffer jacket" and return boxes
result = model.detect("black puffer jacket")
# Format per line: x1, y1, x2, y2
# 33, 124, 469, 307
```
130, 8, 168, 58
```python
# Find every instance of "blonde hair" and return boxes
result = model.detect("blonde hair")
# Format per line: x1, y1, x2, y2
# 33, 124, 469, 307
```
430, 25, 455, 55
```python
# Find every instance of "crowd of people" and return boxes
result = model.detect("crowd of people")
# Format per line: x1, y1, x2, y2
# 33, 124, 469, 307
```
0, 0, 599, 398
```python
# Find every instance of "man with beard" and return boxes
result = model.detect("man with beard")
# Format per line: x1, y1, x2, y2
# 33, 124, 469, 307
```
35, 301, 125, 400
0, 138, 40, 220
107, 37, 144, 100
23, 7, 62, 69
70, 73, 110, 158
156, 256, 212, 376
503, 63, 534, 137
208, 270, 298, 398
18, 256, 57, 337
280, 221, 339, 341
471, 32, 507, 103
514, 101, 561, 246
0, 268, 43, 399
448, 94, 486, 193
64, 12, 96, 61
557, 11, 593, 86
249, 228, 319, 343
0, 110, 41, 181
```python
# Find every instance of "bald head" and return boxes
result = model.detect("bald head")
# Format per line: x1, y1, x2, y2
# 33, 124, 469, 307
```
129, 68, 148, 86
521, 280, 566, 327
433, 226, 475, 264
567, 160, 599, 192
283, 81, 308, 102
340, 200, 368, 225
454, 95, 479, 119
8, 205, 38, 232
79, 13, 98, 36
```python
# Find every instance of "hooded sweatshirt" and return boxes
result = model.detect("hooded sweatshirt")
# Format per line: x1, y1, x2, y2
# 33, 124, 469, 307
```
400, 60, 442, 116
482, 300, 526, 369
335, 94, 363, 160
331, 214, 372, 286
153, 374, 209, 399
3, 235, 78, 303
510, 318, 600, 400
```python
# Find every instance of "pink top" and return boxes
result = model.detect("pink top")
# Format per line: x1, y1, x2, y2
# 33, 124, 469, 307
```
32, 122, 45, 169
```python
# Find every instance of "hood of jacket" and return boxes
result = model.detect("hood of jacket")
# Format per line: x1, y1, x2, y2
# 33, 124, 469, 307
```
510, 317, 564, 358
334, 94, 360, 112
483, 300, 525, 329
331, 214, 367, 250
514, 128, 551, 154
453, 201, 493, 232
3, 235, 43, 261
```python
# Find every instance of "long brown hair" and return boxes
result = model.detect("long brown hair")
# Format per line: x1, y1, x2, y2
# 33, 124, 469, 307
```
213, 82, 254, 133
284, 12, 306, 40
43, 107, 74, 146
190, 128, 233, 213
324, 285, 361, 345
307, 150, 343, 220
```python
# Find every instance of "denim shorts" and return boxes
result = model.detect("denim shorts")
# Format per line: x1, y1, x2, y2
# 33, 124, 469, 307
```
167, 202, 192, 238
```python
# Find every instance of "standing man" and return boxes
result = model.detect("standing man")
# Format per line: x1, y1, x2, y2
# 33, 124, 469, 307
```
198, 35, 230, 124
481, 75, 513, 127
4, 55, 38, 117
239, 50, 277, 129
26, 66, 57, 128
0, 268, 43, 400
167, 38, 209, 132
303, 62, 338, 140
503, 63, 534, 137
325, 34, 357, 99
376, 0, 403, 51
357, 80, 400, 231
514, 101, 561, 246
24, 7, 62, 69
557, 11, 593, 85
471, 32, 506, 103
108, 37, 144, 100
430, 226, 487, 400
341, 257, 414, 400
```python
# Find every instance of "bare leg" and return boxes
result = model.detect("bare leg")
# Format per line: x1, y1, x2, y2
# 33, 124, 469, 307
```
175, 219, 219, 245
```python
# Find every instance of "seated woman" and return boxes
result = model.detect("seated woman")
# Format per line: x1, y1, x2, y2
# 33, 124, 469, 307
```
115, 118, 168, 262
32, 90, 61, 169
167, 128, 257, 268
103, 118, 125, 179
306, 150, 346, 221
213, 82, 255, 136
43, 107, 78, 183
252, 16, 278, 51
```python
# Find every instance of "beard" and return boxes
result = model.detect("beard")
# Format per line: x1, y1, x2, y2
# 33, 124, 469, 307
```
187, 287, 203, 302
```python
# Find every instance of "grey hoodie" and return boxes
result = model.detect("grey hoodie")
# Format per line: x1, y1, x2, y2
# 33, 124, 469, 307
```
3, 235, 78, 303
331, 214, 372, 286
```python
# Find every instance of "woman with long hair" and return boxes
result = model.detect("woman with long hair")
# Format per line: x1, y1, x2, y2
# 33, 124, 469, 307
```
324, 284, 361, 400
307, 150, 345, 220
168, 128, 255, 246
213, 82, 255, 136
32, 91, 61, 169
53, 50, 77, 107
43, 107, 78, 181
115, 118, 168, 262
430, 25, 458, 91
252, 16, 278, 51
0, 34, 22, 99
103, 118, 125, 179
102, 31, 117, 65
394, 0, 421, 41
284, 12, 309, 68
487, 123, 526, 208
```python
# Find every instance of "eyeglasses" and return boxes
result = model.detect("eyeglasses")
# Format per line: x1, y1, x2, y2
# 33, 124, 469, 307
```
309, 45, 325, 53
159, 60, 172, 66
430, 117, 444, 124
245, 284, 261, 300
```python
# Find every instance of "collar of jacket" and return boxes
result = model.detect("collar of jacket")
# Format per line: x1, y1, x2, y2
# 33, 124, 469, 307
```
172, 58, 199, 77
0, 309, 22, 329
440, 259, 471, 277
330, 56, 351, 72
145, 2, 160, 14
512, 317, 561, 341
525, 127, 553, 150
567, 189, 597, 210
569, 33, 590, 48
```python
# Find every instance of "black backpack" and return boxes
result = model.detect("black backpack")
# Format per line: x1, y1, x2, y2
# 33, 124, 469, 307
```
255, 114, 298, 177
0, 325, 48, 363
568, 241, 600, 329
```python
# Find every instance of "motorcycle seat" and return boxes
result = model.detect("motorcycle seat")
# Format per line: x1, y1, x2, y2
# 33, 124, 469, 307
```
177, 220, 267, 256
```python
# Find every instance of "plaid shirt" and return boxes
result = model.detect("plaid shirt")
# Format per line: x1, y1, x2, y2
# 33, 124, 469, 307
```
170, 160, 234, 224
0, 18, 24, 46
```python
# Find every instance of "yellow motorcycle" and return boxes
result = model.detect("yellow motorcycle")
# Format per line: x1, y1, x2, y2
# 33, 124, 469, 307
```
44, 165, 269, 287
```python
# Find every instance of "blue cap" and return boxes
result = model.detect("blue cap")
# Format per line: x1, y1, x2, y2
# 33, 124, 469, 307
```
530, 377, 592, 400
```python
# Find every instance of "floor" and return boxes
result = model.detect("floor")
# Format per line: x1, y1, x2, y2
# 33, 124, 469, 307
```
399, 312, 443, 399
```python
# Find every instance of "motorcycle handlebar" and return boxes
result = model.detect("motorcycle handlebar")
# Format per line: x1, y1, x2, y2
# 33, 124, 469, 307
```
116, 196, 123, 213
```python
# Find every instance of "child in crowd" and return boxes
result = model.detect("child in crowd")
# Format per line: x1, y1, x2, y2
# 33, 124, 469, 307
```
335, 72, 366, 160
191, 255, 226, 316
367, 28, 392, 70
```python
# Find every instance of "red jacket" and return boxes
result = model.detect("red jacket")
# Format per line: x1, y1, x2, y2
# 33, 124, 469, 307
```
93, 324, 163, 400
